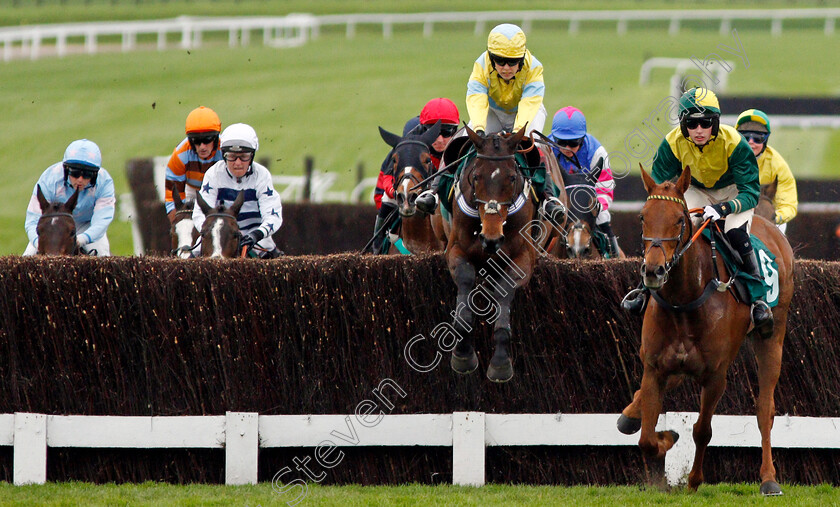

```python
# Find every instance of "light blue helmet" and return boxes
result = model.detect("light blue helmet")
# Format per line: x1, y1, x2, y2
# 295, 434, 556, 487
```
551, 106, 587, 140
63, 139, 102, 169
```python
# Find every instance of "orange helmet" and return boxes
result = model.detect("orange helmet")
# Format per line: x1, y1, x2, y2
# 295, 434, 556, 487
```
185, 106, 221, 135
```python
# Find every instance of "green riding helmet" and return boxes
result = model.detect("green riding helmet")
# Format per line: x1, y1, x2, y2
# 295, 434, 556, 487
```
678, 87, 721, 139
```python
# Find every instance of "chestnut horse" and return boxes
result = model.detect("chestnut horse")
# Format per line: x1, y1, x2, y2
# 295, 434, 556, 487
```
447, 126, 567, 382
195, 190, 245, 258
617, 166, 793, 495
378, 122, 446, 254
35, 185, 80, 255
170, 184, 198, 258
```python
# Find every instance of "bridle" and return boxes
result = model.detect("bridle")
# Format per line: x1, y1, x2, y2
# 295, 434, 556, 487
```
466, 151, 529, 215
640, 194, 693, 282
392, 140, 433, 197
201, 211, 242, 254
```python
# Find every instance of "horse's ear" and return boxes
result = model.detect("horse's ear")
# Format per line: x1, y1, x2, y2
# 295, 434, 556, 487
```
379, 127, 402, 148
465, 124, 484, 146
676, 166, 691, 195
196, 191, 212, 214
229, 190, 246, 217
640, 164, 656, 194
170, 182, 183, 209
419, 121, 441, 146
36, 185, 49, 212
64, 187, 80, 213
508, 125, 528, 150
764, 176, 779, 200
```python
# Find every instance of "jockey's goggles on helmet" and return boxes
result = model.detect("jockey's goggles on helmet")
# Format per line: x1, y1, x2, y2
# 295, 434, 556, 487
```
64, 163, 98, 179
490, 54, 524, 68
683, 117, 715, 130
189, 134, 218, 146
555, 137, 584, 148
438, 124, 459, 138
740, 131, 769, 144
223, 151, 253, 162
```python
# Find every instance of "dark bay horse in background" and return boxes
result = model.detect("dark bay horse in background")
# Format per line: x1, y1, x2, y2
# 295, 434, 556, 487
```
36, 185, 80, 255
556, 167, 623, 259
378, 122, 446, 254
617, 166, 793, 495
196, 190, 245, 258
170, 184, 198, 259
446, 126, 567, 382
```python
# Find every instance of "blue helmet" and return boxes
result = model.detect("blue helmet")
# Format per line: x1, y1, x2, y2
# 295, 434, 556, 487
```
551, 106, 587, 140
63, 139, 101, 185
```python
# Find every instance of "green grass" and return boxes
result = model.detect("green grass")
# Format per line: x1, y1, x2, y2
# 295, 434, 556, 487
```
0, 482, 838, 506
2, 5, 838, 256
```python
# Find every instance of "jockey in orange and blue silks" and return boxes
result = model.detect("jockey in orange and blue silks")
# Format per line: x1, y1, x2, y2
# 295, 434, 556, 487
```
549, 106, 620, 257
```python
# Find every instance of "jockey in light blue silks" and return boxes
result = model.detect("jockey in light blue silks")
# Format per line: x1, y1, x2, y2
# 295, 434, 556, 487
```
24, 139, 116, 256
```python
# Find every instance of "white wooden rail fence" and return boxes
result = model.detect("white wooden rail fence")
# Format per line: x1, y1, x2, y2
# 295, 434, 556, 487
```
3, 412, 839, 487
2, 9, 839, 62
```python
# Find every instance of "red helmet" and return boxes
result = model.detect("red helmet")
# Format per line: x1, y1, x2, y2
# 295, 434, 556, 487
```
420, 98, 460, 125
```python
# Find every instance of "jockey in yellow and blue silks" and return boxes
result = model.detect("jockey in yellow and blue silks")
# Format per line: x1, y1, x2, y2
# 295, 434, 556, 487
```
464, 24, 563, 223
466, 23, 546, 135
621, 87, 773, 338
735, 109, 798, 234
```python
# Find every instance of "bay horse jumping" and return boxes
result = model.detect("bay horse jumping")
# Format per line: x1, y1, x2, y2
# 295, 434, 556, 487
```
447, 126, 567, 382
196, 190, 245, 258
170, 184, 198, 259
617, 166, 793, 495
35, 185, 80, 256
378, 122, 446, 254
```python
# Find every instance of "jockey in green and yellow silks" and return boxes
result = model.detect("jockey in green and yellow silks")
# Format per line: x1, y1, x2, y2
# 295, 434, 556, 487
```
735, 109, 798, 233
622, 88, 774, 339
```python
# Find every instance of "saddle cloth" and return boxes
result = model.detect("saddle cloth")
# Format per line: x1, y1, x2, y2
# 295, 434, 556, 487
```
702, 228, 780, 307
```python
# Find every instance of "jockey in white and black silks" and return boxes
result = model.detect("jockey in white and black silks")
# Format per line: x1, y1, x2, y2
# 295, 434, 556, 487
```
193, 123, 284, 258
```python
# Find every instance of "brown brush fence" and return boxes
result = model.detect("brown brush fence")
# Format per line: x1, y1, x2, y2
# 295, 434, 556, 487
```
0, 255, 838, 484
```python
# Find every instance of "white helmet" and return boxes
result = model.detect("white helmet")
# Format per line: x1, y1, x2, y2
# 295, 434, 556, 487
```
220, 123, 259, 152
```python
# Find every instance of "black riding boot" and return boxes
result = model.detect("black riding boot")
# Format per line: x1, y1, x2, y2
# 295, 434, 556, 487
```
539, 182, 566, 226
728, 226, 774, 339
597, 222, 621, 258
415, 176, 439, 215
368, 203, 398, 255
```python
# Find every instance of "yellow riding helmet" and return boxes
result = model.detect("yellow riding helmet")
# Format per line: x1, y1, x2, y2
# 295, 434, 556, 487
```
185, 106, 221, 135
487, 23, 527, 59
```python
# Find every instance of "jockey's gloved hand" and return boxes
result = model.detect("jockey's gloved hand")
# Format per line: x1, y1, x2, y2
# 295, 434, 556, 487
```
76, 235, 89, 249
701, 202, 731, 221
240, 229, 265, 251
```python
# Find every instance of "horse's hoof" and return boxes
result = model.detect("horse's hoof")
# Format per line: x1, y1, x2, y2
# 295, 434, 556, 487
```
486, 360, 513, 383
760, 480, 783, 496
450, 350, 478, 375
616, 414, 641, 435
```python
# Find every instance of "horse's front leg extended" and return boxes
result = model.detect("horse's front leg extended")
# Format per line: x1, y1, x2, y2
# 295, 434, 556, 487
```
637, 370, 679, 488
752, 333, 784, 496
486, 282, 515, 383
450, 260, 478, 374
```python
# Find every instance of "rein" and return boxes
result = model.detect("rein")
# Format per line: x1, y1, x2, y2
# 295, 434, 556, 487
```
643, 194, 725, 312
